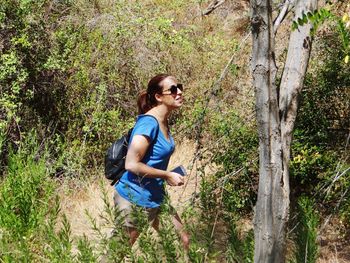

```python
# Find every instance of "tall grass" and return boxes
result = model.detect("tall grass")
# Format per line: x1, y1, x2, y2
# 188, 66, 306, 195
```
293, 196, 320, 263
0, 133, 92, 262
0, 134, 53, 260
225, 217, 254, 263
0, 135, 54, 236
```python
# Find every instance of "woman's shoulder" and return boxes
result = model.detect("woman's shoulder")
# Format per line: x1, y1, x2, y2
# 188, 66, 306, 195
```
136, 114, 159, 126
132, 114, 159, 141
133, 114, 159, 132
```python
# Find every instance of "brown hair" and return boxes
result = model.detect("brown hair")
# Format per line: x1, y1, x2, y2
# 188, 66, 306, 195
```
137, 74, 170, 114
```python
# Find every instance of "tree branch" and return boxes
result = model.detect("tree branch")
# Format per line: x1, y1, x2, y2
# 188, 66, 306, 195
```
279, 0, 317, 131
202, 0, 226, 16
273, 0, 296, 35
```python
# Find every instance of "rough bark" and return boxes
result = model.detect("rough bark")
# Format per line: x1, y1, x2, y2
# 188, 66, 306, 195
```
251, 0, 282, 261
250, 0, 317, 262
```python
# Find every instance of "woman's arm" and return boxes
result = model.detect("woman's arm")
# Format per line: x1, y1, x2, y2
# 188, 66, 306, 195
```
125, 135, 184, 186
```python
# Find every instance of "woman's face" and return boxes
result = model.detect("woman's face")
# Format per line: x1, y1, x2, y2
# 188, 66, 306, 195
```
158, 76, 184, 109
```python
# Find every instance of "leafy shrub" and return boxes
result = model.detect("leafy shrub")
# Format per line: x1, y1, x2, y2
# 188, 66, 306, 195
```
201, 111, 258, 216
291, 23, 350, 220
297, 25, 350, 145
0, 0, 73, 139
290, 142, 337, 188
0, 132, 100, 262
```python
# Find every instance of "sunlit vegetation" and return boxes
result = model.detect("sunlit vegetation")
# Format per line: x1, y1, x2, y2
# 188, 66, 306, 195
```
0, 0, 349, 262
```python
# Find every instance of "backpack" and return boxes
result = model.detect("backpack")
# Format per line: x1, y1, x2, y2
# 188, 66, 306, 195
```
104, 128, 133, 185
104, 115, 159, 186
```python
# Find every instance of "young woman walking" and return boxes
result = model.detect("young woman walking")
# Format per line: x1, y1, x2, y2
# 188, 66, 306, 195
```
114, 74, 189, 249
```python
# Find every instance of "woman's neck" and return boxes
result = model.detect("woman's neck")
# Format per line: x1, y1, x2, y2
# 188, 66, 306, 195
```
146, 106, 169, 126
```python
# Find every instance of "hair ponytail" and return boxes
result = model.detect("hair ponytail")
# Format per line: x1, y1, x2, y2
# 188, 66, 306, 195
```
137, 90, 151, 114
137, 74, 171, 114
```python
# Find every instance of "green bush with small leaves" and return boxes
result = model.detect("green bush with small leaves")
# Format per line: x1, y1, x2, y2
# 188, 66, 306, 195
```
203, 111, 258, 217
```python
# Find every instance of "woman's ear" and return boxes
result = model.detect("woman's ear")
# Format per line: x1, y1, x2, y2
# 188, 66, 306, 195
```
155, 93, 163, 103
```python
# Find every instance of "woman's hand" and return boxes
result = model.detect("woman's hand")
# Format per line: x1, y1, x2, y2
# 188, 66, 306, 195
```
165, 172, 184, 186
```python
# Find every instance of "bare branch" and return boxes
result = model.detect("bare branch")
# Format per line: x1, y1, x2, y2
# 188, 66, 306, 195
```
202, 0, 226, 16
273, 0, 296, 35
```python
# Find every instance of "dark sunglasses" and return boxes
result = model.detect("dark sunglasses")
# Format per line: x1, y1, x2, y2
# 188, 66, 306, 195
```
162, 84, 183, 95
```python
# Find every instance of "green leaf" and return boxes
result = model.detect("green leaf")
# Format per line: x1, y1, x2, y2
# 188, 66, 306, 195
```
298, 17, 304, 26
307, 12, 313, 19
302, 14, 309, 24
292, 21, 299, 30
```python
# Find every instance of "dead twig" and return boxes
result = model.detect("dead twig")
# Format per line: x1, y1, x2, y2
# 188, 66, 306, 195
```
273, 0, 296, 35
202, 0, 226, 16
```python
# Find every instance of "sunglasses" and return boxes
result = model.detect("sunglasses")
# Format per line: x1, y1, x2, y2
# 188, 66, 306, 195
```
162, 84, 183, 95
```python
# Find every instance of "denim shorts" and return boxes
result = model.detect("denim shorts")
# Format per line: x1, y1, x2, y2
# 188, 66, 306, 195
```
113, 190, 160, 228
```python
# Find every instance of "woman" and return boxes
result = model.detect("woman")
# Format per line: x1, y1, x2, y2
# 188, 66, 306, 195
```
114, 74, 190, 249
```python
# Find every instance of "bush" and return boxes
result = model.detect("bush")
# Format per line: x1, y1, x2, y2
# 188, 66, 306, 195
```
0, 133, 99, 262
201, 110, 258, 217
290, 25, 350, 224
0, 133, 64, 261
0, 0, 73, 140
290, 142, 337, 190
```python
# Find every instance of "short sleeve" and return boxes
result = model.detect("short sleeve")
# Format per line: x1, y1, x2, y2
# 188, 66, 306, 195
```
131, 115, 158, 143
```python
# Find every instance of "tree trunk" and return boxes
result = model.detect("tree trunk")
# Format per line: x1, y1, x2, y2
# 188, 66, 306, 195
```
251, 0, 282, 261
250, 0, 317, 262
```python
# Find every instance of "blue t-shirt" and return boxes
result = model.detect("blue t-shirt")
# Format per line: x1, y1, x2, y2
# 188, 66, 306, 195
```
115, 115, 175, 208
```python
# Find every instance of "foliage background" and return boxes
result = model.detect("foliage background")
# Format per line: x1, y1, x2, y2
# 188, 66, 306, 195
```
0, 0, 349, 262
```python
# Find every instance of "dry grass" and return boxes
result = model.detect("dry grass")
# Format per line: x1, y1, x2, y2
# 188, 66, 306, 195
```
318, 251, 350, 263
57, 177, 114, 239
317, 219, 350, 263
58, 138, 199, 238
166, 138, 199, 211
